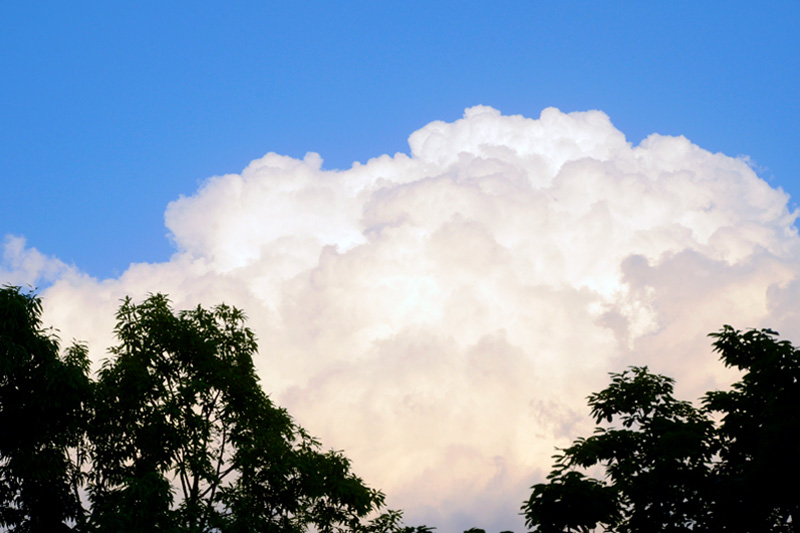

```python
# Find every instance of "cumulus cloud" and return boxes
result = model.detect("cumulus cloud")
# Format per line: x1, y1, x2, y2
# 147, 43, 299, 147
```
4, 106, 800, 531
0, 235, 79, 287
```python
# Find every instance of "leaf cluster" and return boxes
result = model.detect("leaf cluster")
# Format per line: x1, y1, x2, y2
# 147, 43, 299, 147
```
0, 287, 421, 532
0, 286, 91, 532
523, 326, 800, 532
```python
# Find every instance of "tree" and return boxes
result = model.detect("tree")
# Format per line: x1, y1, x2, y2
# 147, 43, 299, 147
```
86, 293, 389, 532
0, 286, 91, 532
522, 367, 714, 532
1, 289, 419, 532
704, 326, 800, 532
522, 327, 800, 532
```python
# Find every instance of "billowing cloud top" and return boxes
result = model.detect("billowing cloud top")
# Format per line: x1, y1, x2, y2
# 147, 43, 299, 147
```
4, 106, 799, 531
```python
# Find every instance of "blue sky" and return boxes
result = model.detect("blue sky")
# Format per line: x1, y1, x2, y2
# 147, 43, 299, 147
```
2, 1, 798, 279
4, 3, 800, 530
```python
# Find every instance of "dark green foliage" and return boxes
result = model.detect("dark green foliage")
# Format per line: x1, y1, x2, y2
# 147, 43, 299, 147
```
523, 367, 713, 532
362, 509, 435, 533
524, 471, 619, 533
0, 286, 92, 532
523, 327, 800, 532
0, 288, 418, 532
704, 326, 800, 532
86, 294, 390, 531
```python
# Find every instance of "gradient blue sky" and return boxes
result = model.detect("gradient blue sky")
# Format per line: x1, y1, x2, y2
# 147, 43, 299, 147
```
2, 1, 798, 279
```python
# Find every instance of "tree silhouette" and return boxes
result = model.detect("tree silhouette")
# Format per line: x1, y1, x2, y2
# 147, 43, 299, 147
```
704, 326, 800, 532
0, 286, 91, 531
0, 288, 422, 532
87, 293, 388, 531
523, 327, 800, 532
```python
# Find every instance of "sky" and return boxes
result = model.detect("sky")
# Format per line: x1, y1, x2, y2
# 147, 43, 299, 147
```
2, 2, 800, 531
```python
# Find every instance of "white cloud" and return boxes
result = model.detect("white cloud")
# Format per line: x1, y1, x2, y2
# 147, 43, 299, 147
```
0, 235, 78, 288
4, 106, 800, 532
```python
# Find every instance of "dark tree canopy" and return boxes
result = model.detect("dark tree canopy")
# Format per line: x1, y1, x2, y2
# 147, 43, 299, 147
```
7, 285, 799, 533
0, 287, 419, 532
704, 327, 800, 532
523, 326, 800, 532
88, 293, 387, 532
0, 286, 91, 532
